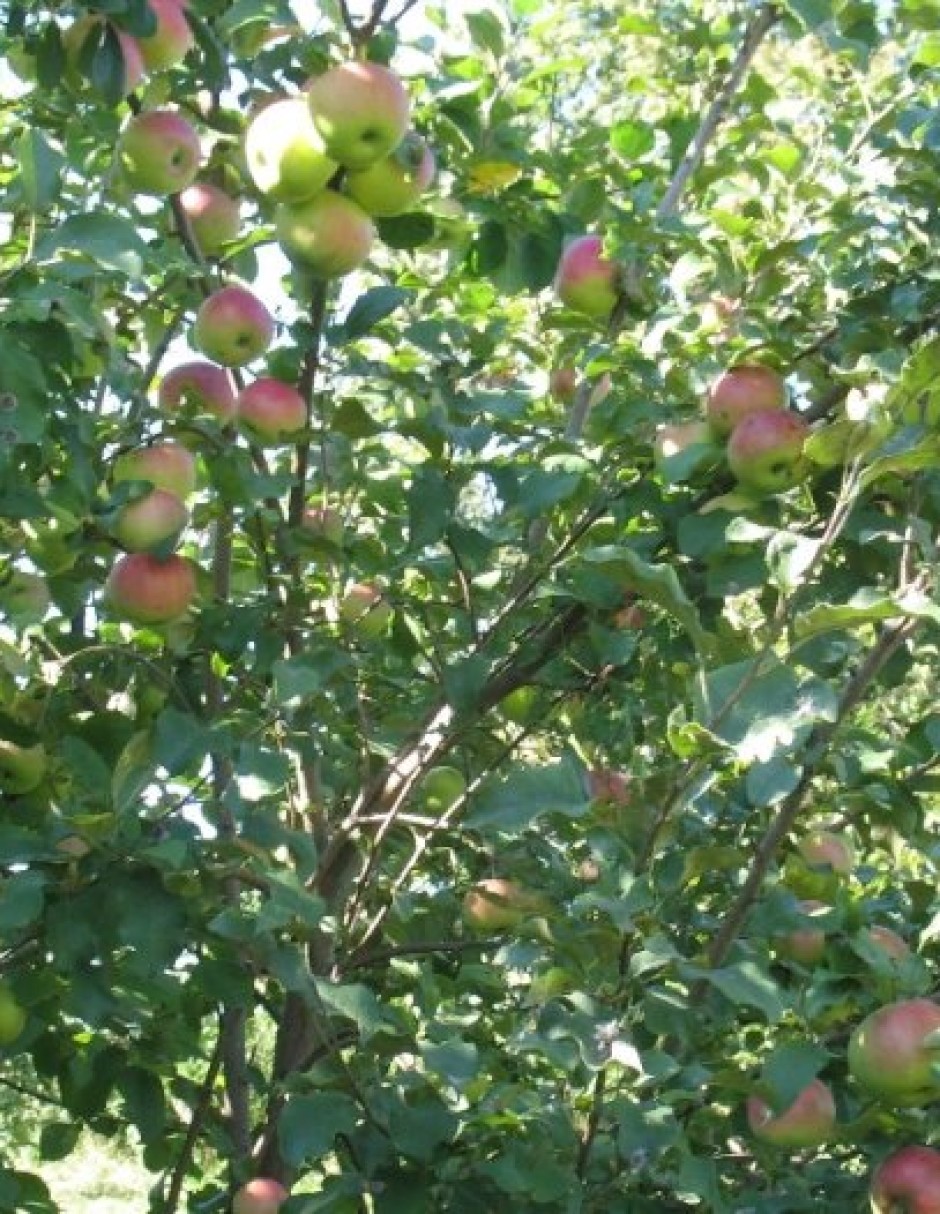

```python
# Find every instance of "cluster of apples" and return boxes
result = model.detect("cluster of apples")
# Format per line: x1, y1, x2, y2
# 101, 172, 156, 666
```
64, 0, 193, 96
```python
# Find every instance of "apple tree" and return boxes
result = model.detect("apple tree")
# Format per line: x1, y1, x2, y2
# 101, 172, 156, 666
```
1, 1, 940, 1211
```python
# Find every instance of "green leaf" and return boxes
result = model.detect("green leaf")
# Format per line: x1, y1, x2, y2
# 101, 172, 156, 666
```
694, 658, 838, 762
16, 130, 64, 212
578, 546, 713, 654
766, 532, 821, 590
35, 213, 148, 277
795, 587, 940, 640
342, 287, 411, 341
0, 870, 45, 932
313, 979, 394, 1041
408, 466, 455, 548
466, 9, 506, 56
278, 1092, 359, 1168
703, 961, 787, 1023
375, 213, 435, 249
760, 1041, 829, 1112
420, 1038, 480, 1087
465, 758, 588, 832
610, 120, 655, 161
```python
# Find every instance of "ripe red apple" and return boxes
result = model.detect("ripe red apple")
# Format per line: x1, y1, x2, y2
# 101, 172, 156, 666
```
245, 97, 338, 203
706, 364, 787, 438
114, 442, 197, 501
345, 131, 436, 217
274, 189, 375, 278
0, 739, 48, 795
797, 830, 854, 876
105, 553, 197, 625
158, 361, 237, 421
194, 285, 274, 368
339, 582, 393, 639
178, 183, 241, 257
866, 925, 911, 962
0, 983, 26, 1045
232, 1177, 289, 1214
462, 878, 547, 931
63, 15, 146, 94
112, 489, 189, 553
773, 899, 828, 966
301, 505, 344, 546
237, 378, 307, 445
137, 0, 194, 71
726, 409, 810, 496
307, 61, 411, 169
119, 109, 201, 195
587, 768, 631, 806
746, 1078, 836, 1149
553, 235, 621, 320
870, 1145, 940, 1214
549, 366, 577, 404
849, 998, 940, 1106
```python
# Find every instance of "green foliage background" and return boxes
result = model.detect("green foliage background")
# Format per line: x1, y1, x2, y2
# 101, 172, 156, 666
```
1, 0, 940, 1210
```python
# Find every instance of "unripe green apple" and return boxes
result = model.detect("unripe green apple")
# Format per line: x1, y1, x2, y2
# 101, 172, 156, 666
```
119, 109, 201, 195
0, 739, 48, 795
345, 131, 435, 217
105, 553, 198, 625
301, 505, 344, 546
706, 364, 787, 438
232, 1178, 289, 1214
274, 189, 375, 278
746, 1078, 836, 1149
194, 285, 274, 368
870, 1145, 940, 1214
420, 766, 466, 814
245, 97, 338, 203
158, 361, 237, 420
849, 998, 940, 1106
236, 378, 307, 445
114, 442, 197, 501
307, 61, 411, 170
462, 878, 548, 931
726, 409, 810, 496
0, 985, 26, 1046
178, 183, 242, 257
787, 829, 854, 901
137, 0, 194, 71
553, 235, 621, 320
0, 570, 51, 627
112, 488, 189, 553
339, 582, 393, 639
501, 686, 537, 724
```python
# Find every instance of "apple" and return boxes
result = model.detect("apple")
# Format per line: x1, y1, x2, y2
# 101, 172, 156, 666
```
114, 442, 197, 501
746, 1078, 836, 1149
0, 570, 51, 626
194, 285, 274, 368
63, 15, 146, 94
870, 1145, 940, 1214
307, 61, 411, 169
0, 739, 48, 795
549, 367, 577, 404
119, 109, 201, 195
237, 378, 307, 445
553, 235, 621, 320
501, 686, 537, 724
112, 489, 189, 553
587, 768, 631, 806
849, 998, 940, 1106
178, 183, 241, 257
773, 899, 828, 966
301, 505, 344, 546
614, 594, 647, 629
339, 582, 393, 639
797, 831, 854, 876
462, 878, 547, 931
274, 189, 375, 278
420, 766, 466, 814
245, 97, 338, 203
232, 1177, 289, 1214
866, 925, 911, 961
705, 364, 787, 438
0, 985, 26, 1046
653, 420, 714, 475
726, 409, 810, 496
137, 0, 194, 72
158, 361, 237, 421
345, 131, 436, 217
105, 553, 197, 625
